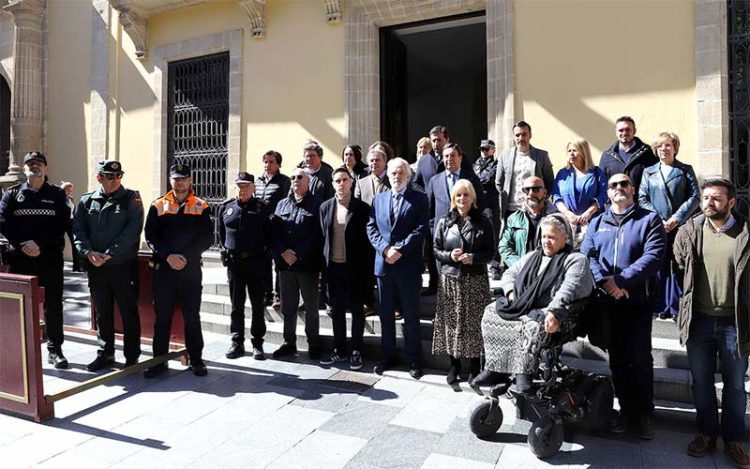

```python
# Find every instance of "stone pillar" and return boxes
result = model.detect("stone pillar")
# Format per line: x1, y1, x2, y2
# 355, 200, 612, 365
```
486, 0, 514, 149
344, 6, 379, 147
2, 0, 44, 180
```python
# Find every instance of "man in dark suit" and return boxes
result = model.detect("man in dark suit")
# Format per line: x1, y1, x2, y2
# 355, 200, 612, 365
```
427, 143, 486, 237
319, 168, 373, 370
367, 157, 430, 379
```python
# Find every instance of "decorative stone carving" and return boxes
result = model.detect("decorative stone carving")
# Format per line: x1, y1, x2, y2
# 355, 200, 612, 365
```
118, 9, 147, 59
324, 0, 341, 24
238, 0, 266, 39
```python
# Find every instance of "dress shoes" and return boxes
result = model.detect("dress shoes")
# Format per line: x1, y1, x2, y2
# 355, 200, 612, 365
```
469, 369, 506, 388
373, 359, 398, 375
409, 363, 423, 379
190, 361, 208, 377
308, 346, 322, 360
272, 342, 298, 359
86, 354, 115, 372
143, 362, 168, 379
124, 358, 139, 368
225, 342, 245, 359
48, 350, 69, 369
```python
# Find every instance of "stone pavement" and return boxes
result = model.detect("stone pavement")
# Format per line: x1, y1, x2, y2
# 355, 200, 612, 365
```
0, 330, 738, 469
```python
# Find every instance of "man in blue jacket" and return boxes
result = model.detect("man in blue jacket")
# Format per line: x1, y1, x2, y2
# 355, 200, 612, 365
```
582, 173, 666, 440
368, 157, 430, 379
272, 168, 323, 360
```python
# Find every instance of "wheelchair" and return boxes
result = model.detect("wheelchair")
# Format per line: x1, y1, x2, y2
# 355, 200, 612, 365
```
468, 325, 613, 459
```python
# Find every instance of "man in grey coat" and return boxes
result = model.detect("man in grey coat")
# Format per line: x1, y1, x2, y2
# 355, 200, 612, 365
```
494, 121, 554, 218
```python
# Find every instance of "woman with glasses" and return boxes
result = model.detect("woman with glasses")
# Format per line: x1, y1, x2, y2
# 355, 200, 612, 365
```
551, 139, 607, 248
638, 132, 700, 320
433, 179, 495, 384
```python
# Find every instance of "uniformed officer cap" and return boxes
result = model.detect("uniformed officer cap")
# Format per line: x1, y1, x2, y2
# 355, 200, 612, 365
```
23, 151, 47, 166
169, 162, 191, 178
235, 172, 255, 184
479, 139, 496, 149
97, 160, 124, 175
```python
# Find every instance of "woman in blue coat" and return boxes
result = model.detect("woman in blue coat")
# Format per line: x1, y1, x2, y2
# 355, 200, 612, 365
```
638, 132, 700, 319
552, 139, 607, 247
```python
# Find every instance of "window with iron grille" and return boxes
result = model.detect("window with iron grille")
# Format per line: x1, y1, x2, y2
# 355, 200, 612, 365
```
730, 0, 750, 217
167, 52, 229, 247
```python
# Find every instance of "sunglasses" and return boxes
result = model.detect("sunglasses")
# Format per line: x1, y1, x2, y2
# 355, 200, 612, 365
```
102, 174, 122, 181
608, 180, 632, 189
291, 174, 306, 180
522, 186, 543, 194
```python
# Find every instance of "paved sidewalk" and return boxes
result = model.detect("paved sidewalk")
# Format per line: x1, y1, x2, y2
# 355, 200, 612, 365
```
0, 330, 735, 469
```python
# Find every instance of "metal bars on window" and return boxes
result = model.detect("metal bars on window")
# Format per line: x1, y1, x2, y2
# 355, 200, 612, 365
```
730, 0, 750, 217
167, 52, 229, 247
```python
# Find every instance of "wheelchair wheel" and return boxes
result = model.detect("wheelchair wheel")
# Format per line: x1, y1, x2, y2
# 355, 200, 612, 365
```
528, 416, 564, 459
468, 398, 504, 438
586, 379, 614, 431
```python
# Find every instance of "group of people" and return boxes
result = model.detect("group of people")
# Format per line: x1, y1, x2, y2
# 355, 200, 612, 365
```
0, 114, 748, 467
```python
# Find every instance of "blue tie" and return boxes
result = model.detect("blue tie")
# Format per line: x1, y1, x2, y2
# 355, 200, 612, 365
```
448, 173, 457, 194
391, 193, 401, 224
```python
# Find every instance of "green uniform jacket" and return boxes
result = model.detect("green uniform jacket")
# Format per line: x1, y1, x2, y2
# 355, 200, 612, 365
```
72, 185, 144, 265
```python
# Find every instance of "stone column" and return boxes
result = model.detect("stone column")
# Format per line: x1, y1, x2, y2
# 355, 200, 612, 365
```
344, 6, 379, 147
2, 0, 44, 178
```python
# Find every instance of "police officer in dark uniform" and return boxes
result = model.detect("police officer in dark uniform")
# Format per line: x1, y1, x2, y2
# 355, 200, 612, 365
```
73, 160, 144, 371
143, 163, 213, 378
0, 152, 70, 368
219, 172, 269, 360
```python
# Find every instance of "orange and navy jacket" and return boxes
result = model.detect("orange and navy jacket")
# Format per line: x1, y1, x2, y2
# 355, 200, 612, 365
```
144, 190, 213, 265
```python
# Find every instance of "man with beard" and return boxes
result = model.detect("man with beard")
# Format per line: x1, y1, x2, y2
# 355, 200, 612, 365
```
674, 178, 750, 467
598, 116, 658, 194
0, 152, 70, 368
581, 173, 666, 440
498, 176, 557, 269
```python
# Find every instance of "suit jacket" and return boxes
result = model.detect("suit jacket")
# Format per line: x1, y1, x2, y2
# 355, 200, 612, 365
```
367, 188, 429, 277
413, 153, 440, 193
426, 170, 486, 234
354, 173, 390, 206
494, 146, 554, 215
320, 196, 373, 288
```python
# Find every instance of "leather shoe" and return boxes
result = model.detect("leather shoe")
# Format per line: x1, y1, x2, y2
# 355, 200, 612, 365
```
124, 358, 138, 368
308, 346, 322, 360
420, 288, 437, 297
48, 350, 69, 369
272, 342, 298, 359
687, 433, 717, 457
373, 359, 397, 375
225, 342, 245, 359
409, 362, 423, 379
469, 369, 506, 388
634, 415, 654, 440
86, 354, 115, 372
252, 346, 265, 360
143, 363, 168, 378
191, 361, 208, 377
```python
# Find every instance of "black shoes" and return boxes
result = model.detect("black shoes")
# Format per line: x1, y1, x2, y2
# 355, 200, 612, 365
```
609, 411, 628, 434
634, 415, 655, 440
409, 362, 423, 379
252, 346, 265, 360
469, 369, 506, 388
272, 342, 298, 359
190, 361, 208, 377
86, 354, 115, 372
48, 350, 69, 369
124, 358, 139, 368
446, 357, 461, 384
420, 287, 437, 297
374, 359, 398, 375
308, 346, 322, 360
225, 342, 245, 359
143, 363, 168, 379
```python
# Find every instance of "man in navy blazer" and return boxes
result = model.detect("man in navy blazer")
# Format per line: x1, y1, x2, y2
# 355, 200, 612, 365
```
427, 143, 486, 236
367, 157, 430, 379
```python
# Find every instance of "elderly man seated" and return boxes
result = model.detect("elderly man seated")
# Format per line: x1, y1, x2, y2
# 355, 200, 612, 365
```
471, 213, 594, 390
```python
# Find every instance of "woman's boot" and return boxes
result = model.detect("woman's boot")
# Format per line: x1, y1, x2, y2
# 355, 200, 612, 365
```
468, 357, 481, 383
446, 356, 461, 384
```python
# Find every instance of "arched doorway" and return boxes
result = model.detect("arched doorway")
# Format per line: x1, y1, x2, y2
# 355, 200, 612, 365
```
0, 75, 9, 173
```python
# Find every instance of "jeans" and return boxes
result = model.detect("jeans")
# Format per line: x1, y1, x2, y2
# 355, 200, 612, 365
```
687, 312, 749, 442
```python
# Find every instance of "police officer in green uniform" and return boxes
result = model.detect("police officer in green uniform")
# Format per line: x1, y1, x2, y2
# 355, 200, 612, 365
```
0, 152, 70, 368
219, 172, 270, 360
73, 160, 144, 371
143, 163, 213, 378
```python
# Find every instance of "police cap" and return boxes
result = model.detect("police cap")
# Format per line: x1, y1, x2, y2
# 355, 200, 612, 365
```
479, 139, 496, 149
98, 160, 125, 175
169, 163, 191, 178
235, 172, 255, 184
23, 151, 47, 166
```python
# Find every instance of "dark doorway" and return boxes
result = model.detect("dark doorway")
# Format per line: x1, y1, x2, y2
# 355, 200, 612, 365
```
729, 0, 750, 217
380, 13, 487, 162
0, 76, 9, 173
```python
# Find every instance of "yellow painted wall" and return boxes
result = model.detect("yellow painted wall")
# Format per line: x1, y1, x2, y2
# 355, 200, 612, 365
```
514, 0, 696, 171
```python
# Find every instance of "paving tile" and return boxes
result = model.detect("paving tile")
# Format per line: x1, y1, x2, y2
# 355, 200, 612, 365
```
347, 424, 441, 469
639, 429, 716, 468
267, 430, 367, 469
421, 453, 495, 469
434, 417, 504, 464
291, 388, 361, 413
357, 376, 424, 408
564, 433, 642, 468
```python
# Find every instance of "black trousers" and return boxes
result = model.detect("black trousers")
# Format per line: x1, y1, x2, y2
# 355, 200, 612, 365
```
88, 260, 141, 361
327, 262, 365, 353
152, 263, 204, 364
608, 306, 654, 419
65, 226, 80, 271
262, 252, 279, 301
228, 261, 266, 348
424, 237, 438, 289
10, 252, 64, 351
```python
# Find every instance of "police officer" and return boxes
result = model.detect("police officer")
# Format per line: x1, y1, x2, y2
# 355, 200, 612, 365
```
219, 172, 269, 360
143, 163, 213, 378
73, 160, 144, 371
0, 152, 70, 368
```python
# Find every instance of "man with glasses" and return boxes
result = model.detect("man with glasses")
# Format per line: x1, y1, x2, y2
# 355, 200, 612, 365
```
474, 139, 502, 279
498, 176, 557, 269
582, 173, 666, 440
73, 160, 144, 371
143, 163, 213, 378
495, 121, 554, 219
0, 152, 70, 368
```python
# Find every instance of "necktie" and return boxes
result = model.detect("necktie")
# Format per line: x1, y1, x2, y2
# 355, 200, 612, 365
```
391, 193, 401, 224
448, 173, 457, 194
